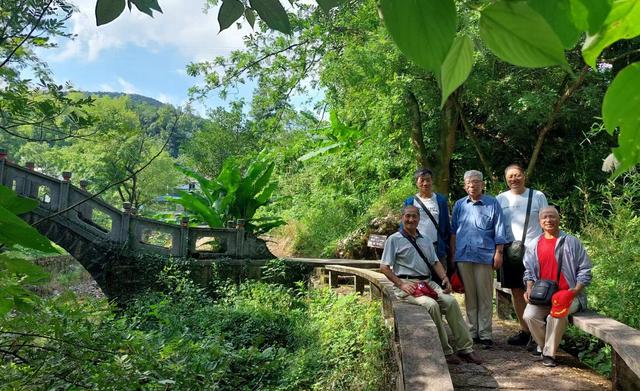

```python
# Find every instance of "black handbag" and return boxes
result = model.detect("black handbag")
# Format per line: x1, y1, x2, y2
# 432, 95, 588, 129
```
529, 237, 566, 306
504, 189, 533, 265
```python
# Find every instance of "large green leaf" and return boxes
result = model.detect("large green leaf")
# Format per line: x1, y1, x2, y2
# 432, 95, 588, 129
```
0, 205, 57, 253
582, 0, 640, 68
168, 192, 224, 228
0, 185, 38, 214
316, 0, 339, 13
96, 0, 126, 26
480, 1, 571, 71
440, 35, 474, 108
570, 0, 612, 34
379, 0, 457, 74
0, 254, 50, 284
218, 0, 245, 32
249, 0, 291, 34
129, 0, 162, 16
602, 62, 640, 174
528, 0, 581, 49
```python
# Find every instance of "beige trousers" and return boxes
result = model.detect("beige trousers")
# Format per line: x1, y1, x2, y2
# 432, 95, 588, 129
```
457, 262, 494, 340
394, 279, 473, 356
523, 298, 580, 357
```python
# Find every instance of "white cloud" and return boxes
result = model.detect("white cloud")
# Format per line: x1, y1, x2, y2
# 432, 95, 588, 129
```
53, 0, 250, 63
117, 77, 138, 94
98, 83, 114, 91
156, 93, 173, 104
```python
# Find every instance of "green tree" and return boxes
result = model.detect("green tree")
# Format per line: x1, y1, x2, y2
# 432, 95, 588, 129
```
16, 96, 181, 210
180, 101, 259, 178
0, 0, 93, 142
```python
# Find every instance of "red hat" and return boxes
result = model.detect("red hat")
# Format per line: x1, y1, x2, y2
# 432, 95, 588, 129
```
550, 289, 576, 318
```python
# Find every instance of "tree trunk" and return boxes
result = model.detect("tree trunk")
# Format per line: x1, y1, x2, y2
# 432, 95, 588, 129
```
435, 93, 459, 195
405, 90, 429, 169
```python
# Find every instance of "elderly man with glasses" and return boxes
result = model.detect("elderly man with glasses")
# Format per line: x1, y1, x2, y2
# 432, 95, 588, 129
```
451, 170, 508, 348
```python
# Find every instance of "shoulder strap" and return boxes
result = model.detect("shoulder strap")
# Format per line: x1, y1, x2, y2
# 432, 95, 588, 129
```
555, 236, 566, 283
399, 230, 437, 276
413, 195, 439, 231
521, 189, 534, 244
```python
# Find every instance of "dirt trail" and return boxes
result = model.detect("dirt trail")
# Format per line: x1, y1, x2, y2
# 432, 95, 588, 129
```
450, 297, 610, 391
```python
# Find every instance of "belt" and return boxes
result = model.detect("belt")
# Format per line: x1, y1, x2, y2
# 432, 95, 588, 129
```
397, 275, 429, 280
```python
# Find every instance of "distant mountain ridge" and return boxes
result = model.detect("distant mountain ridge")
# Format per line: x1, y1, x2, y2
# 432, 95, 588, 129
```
83, 91, 168, 108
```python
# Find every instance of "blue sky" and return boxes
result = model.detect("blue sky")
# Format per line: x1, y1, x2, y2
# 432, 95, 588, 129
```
43, 0, 257, 112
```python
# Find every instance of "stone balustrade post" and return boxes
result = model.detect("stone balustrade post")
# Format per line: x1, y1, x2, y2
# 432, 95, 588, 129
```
58, 171, 71, 213
0, 148, 6, 185
236, 219, 245, 258
180, 216, 189, 257
120, 202, 132, 245
25, 162, 36, 198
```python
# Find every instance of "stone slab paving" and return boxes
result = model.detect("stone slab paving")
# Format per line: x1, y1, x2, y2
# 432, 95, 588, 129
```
449, 300, 611, 391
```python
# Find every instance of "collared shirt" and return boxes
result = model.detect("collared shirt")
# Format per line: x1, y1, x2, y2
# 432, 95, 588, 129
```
381, 230, 437, 277
451, 194, 508, 265
524, 232, 593, 309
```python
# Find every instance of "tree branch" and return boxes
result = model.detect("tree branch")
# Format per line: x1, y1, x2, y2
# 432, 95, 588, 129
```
0, 0, 55, 69
526, 65, 590, 178
32, 113, 181, 225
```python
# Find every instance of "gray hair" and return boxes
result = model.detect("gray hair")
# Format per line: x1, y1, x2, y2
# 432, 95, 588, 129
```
463, 170, 483, 182
540, 205, 559, 217
402, 205, 420, 215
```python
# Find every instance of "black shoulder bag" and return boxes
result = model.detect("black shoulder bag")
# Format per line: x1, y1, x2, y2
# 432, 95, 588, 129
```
399, 230, 442, 287
529, 237, 566, 306
505, 189, 533, 265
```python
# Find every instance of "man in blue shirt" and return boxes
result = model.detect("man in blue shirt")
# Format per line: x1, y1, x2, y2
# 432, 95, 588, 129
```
451, 170, 508, 347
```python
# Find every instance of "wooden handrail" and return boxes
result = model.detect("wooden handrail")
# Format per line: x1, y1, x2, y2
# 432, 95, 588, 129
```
325, 265, 454, 391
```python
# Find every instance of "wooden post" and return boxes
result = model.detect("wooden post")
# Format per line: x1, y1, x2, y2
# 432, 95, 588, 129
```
495, 287, 515, 320
355, 276, 365, 294
329, 270, 339, 288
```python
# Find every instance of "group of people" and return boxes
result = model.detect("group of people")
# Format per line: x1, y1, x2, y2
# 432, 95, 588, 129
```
380, 165, 593, 368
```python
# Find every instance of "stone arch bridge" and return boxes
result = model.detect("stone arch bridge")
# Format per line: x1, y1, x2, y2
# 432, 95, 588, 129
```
1, 155, 274, 302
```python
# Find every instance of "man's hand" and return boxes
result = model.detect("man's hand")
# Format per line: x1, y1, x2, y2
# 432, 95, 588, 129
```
400, 281, 418, 295
440, 277, 452, 294
524, 288, 531, 304
493, 250, 503, 270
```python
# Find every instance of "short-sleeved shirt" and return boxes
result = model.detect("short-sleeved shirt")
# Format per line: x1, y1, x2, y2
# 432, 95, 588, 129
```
496, 188, 547, 245
451, 194, 509, 265
381, 231, 437, 277
412, 193, 439, 243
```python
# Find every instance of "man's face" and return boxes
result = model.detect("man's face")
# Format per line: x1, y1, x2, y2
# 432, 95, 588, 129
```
416, 175, 433, 194
505, 168, 525, 191
539, 209, 560, 233
464, 177, 484, 198
402, 208, 420, 230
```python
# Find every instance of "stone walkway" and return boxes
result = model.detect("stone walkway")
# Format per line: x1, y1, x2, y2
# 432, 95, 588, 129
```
449, 302, 611, 390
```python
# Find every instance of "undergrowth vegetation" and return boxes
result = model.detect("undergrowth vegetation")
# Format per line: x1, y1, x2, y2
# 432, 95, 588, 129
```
0, 263, 392, 390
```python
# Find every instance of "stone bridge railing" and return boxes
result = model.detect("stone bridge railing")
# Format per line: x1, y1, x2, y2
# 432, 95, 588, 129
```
0, 152, 272, 260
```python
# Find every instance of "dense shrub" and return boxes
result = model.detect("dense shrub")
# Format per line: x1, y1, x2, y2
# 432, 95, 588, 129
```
0, 271, 392, 390
581, 178, 640, 328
